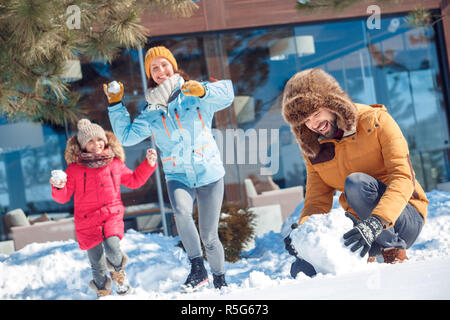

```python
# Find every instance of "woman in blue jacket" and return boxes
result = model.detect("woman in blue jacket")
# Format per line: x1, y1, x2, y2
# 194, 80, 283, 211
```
104, 46, 234, 290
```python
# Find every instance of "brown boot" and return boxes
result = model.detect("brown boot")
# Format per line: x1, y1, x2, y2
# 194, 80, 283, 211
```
381, 248, 408, 264
89, 277, 112, 298
106, 252, 131, 295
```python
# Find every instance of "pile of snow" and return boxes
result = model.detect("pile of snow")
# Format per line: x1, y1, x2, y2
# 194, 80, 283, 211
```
1, 191, 450, 299
289, 210, 368, 275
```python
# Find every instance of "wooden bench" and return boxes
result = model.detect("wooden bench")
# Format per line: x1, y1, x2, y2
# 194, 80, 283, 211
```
124, 203, 173, 235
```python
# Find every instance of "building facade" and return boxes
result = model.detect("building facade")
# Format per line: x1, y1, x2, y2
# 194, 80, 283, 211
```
1, 0, 449, 218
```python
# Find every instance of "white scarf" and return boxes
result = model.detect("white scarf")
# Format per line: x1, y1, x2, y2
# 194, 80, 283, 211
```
145, 74, 183, 111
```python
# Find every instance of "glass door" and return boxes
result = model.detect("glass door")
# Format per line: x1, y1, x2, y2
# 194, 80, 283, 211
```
367, 17, 450, 191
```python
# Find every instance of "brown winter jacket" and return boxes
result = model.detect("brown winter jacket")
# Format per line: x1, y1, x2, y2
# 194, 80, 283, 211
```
282, 68, 428, 227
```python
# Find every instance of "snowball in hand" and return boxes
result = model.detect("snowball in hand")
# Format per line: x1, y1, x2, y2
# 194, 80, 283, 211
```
108, 81, 121, 94
51, 170, 67, 184
289, 209, 368, 275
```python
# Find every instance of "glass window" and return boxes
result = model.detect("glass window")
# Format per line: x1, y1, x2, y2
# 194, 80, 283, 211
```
220, 28, 305, 191
366, 16, 450, 190
20, 126, 68, 214
68, 37, 209, 210
1, 12, 448, 220
0, 119, 69, 214
218, 14, 449, 195
72, 50, 161, 207
0, 156, 8, 208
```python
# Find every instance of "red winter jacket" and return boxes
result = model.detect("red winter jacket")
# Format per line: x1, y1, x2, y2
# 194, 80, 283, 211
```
52, 132, 156, 250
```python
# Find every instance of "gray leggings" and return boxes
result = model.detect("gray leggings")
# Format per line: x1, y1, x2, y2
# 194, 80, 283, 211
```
344, 172, 424, 256
167, 178, 225, 275
86, 236, 123, 289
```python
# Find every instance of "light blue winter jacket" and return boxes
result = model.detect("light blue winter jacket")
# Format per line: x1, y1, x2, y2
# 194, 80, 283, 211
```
108, 78, 234, 188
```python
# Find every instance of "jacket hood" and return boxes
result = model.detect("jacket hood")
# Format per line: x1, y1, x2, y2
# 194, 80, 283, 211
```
281, 68, 358, 158
64, 131, 125, 165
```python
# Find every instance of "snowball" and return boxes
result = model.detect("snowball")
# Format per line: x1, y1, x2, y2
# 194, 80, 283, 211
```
108, 81, 121, 94
290, 209, 368, 275
51, 170, 67, 184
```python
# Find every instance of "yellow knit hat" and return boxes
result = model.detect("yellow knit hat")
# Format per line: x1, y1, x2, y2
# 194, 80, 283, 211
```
144, 46, 178, 79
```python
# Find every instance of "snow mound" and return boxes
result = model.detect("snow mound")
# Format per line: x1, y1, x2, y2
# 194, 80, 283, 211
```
1, 190, 450, 299
289, 208, 367, 275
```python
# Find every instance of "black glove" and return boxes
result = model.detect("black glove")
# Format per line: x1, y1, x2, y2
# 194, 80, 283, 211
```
284, 223, 299, 257
290, 257, 317, 278
345, 211, 358, 226
343, 215, 383, 257
284, 223, 318, 278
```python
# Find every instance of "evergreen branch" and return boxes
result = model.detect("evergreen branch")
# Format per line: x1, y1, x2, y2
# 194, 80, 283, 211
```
140, 0, 199, 18
404, 8, 450, 28
295, 0, 444, 29
0, 0, 199, 125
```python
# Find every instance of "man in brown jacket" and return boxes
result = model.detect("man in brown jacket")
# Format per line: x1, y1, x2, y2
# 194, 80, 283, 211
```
281, 68, 428, 277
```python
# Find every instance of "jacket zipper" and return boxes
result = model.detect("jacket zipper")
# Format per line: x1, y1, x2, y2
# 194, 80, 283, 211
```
102, 222, 106, 240
110, 170, 117, 193
197, 108, 206, 132
161, 114, 170, 137
83, 172, 86, 193
174, 109, 184, 133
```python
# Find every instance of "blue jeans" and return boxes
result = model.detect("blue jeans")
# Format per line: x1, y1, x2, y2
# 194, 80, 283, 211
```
344, 172, 424, 256
167, 178, 225, 275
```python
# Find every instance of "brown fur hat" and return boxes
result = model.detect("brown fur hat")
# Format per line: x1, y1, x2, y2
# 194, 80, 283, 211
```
281, 68, 358, 158
64, 131, 125, 165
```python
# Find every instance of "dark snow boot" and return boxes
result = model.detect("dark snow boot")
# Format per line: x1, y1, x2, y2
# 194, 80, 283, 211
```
290, 257, 317, 278
182, 257, 209, 291
213, 273, 228, 289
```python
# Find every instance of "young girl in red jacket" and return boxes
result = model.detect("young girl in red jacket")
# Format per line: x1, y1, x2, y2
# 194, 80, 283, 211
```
50, 119, 157, 298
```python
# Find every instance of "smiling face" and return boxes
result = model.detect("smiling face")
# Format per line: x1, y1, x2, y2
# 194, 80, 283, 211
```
150, 57, 175, 85
304, 108, 339, 139
85, 137, 106, 154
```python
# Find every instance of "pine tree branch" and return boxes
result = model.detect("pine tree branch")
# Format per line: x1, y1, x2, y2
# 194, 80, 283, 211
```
295, 0, 445, 28
0, 0, 199, 125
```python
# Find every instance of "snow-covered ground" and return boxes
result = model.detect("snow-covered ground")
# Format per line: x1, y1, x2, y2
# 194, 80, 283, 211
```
1, 190, 450, 300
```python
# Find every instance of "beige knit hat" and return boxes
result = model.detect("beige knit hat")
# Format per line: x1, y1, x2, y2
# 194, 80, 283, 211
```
76, 119, 108, 149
